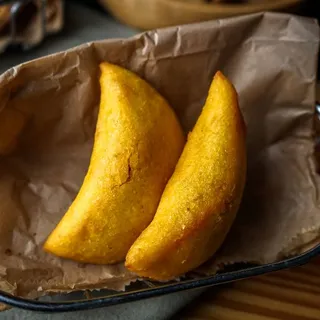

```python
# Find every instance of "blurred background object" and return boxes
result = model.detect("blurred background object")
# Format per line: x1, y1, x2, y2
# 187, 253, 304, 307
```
0, 0, 135, 73
0, 0, 318, 57
0, 0, 64, 53
98, 0, 305, 30
80, 0, 319, 26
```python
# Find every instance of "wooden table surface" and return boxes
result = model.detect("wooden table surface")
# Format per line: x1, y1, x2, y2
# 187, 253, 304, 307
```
177, 257, 320, 319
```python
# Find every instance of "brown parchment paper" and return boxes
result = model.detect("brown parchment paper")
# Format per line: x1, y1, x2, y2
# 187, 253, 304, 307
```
0, 12, 319, 299
0, 0, 64, 54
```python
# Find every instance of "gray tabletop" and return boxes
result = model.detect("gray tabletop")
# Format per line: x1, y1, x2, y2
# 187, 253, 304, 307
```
0, 2, 204, 319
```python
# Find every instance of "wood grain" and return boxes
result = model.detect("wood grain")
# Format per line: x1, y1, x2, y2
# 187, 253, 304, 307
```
178, 257, 320, 319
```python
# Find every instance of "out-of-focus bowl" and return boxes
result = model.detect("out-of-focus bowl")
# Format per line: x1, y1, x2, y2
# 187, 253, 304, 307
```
99, 0, 303, 30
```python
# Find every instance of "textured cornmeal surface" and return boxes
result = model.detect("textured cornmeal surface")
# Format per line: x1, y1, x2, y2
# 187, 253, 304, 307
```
44, 62, 185, 264
126, 71, 247, 280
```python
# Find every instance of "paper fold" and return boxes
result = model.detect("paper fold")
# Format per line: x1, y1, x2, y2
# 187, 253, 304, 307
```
0, 12, 319, 299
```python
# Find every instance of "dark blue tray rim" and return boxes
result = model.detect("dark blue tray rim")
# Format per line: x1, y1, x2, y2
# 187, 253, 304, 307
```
0, 243, 319, 313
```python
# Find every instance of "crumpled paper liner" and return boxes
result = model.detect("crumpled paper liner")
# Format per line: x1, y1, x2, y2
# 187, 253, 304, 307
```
0, 12, 319, 300
0, 0, 64, 53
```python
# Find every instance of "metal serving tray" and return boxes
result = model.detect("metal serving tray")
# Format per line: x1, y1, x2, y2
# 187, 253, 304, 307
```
0, 98, 319, 312
0, 243, 319, 312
